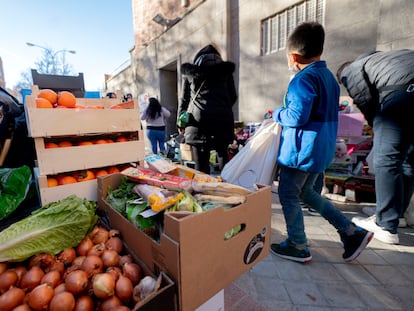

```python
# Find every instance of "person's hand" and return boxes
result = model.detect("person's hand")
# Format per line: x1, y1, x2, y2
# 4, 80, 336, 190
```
178, 127, 185, 135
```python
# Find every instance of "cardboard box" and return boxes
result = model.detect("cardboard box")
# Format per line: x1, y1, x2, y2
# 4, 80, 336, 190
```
179, 143, 193, 161
100, 215, 177, 311
98, 173, 271, 311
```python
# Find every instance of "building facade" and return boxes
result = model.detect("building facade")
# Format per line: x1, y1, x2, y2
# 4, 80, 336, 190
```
106, 0, 414, 137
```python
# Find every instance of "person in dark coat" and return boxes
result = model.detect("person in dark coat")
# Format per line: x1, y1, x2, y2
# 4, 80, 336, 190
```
178, 44, 238, 173
337, 49, 414, 245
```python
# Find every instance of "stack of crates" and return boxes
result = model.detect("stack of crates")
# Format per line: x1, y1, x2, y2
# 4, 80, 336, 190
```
25, 86, 145, 205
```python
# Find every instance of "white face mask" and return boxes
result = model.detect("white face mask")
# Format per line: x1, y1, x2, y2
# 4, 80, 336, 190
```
288, 63, 300, 73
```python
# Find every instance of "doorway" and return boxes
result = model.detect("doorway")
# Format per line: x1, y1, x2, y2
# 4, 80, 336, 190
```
159, 61, 179, 139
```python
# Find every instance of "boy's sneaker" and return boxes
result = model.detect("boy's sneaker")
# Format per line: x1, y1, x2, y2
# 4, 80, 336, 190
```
307, 207, 320, 216
340, 225, 374, 262
352, 215, 399, 244
270, 240, 312, 263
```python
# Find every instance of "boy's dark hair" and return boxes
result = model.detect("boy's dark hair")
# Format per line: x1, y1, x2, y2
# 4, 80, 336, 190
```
287, 22, 325, 59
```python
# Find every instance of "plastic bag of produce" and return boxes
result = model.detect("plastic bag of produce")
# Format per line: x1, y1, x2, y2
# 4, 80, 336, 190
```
221, 119, 281, 191
0, 165, 32, 220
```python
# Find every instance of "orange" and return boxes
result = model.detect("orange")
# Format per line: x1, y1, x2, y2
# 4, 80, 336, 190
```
107, 166, 120, 174
38, 89, 58, 105
45, 142, 59, 149
58, 141, 73, 147
94, 139, 108, 144
55, 105, 68, 108
106, 139, 114, 143
78, 141, 93, 146
57, 91, 76, 108
36, 97, 54, 108
95, 169, 109, 177
58, 175, 77, 185
47, 177, 58, 187
116, 136, 128, 142
75, 170, 95, 182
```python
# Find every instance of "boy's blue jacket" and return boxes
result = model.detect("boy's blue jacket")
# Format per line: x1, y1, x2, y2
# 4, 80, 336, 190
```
273, 61, 339, 173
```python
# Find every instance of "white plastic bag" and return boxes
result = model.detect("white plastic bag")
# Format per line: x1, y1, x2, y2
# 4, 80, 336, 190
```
221, 119, 281, 191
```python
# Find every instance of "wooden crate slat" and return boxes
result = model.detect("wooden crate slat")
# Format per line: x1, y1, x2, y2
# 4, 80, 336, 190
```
35, 139, 145, 175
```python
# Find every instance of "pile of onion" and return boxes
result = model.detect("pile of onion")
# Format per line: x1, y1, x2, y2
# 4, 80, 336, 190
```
0, 225, 160, 311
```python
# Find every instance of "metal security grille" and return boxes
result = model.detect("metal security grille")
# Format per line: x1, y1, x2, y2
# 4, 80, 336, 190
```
261, 0, 325, 55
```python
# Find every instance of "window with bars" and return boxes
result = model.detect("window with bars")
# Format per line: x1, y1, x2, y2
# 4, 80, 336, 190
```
261, 0, 325, 55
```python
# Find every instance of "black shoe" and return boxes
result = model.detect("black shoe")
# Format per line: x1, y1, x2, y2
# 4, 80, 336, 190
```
340, 224, 374, 262
270, 240, 312, 263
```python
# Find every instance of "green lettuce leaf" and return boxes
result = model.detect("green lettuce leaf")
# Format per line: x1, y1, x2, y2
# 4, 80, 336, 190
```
0, 195, 98, 262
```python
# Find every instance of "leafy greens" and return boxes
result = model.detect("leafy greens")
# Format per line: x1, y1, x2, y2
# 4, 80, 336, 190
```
0, 195, 98, 262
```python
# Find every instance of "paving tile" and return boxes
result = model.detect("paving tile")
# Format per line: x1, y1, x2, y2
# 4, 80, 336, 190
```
283, 281, 328, 306
316, 282, 366, 308
225, 194, 414, 311
363, 265, 412, 286
351, 284, 406, 310
353, 248, 389, 265
332, 263, 379, 284
386, 284, 414, 310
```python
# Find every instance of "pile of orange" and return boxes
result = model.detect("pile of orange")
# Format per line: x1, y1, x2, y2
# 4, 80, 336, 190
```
46, 165, 123, 187
36, 89, 77, 108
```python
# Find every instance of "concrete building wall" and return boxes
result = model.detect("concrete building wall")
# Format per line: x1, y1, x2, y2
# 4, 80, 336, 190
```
107, 0, 414, 135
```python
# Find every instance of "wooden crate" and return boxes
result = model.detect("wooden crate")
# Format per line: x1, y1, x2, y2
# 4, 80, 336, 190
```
34, 135, 145, 175
36, 169, 98, 205
25, 87, 141, 138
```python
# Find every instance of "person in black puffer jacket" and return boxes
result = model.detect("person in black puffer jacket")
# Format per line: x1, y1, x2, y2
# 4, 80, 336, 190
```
178, 44, 237, 173
337, 49, 414, 245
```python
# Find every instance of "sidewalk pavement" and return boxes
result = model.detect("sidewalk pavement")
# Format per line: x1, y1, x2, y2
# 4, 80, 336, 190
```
224, 188, 414, 311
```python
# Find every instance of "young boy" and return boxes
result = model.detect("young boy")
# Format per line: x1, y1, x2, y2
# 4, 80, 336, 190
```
271, 22, 374, 263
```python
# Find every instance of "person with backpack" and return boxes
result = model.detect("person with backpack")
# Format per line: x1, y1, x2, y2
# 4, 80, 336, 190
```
177, 43, 238, 174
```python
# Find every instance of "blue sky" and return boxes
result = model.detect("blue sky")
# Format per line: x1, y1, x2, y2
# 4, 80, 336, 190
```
0, 0, 134, 91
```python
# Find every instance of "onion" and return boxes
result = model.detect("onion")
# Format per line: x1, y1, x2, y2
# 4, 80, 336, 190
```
0, 286, 25, 311
74, 295, 94, 311
65, 270, 88, 295
49, 291, 76, 311
89, 226, 109, 244
116, 275, 133, 302
122, 262, 142, 286
76, 236, 94, 256
58, 248, 76, 266
20, 266, 44, 291
0, 270, 18, 293
106, 266, 122, 282
41, 270, 61, 288
109, 229, 120, 238
99, 295, 122, 311
92, 272, 115, 299
13, 266, 27, 287
29, 253, 56, 271
105, 237, 123, 253
27, 283, 54, 311
87, 242, 106, 257
119, 254, 133, 267
101, 250, 120, 268
49, 260, 65, 275
54, 282, 66, 295
0, 262, 8, 274
81, 255, 103, 278
11, 304, 31, 311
